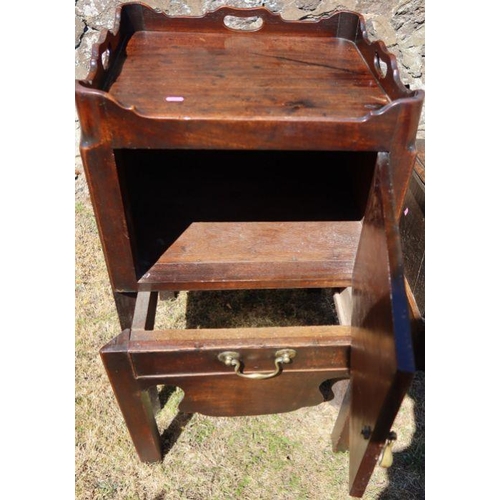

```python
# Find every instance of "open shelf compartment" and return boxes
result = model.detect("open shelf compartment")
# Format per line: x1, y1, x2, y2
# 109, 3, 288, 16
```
114, 148, 376, 290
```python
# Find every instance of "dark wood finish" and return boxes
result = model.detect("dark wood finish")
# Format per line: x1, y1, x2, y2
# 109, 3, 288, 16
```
130, 325, 350, 376
128, 322, 350, 416
123, 292, 352, 417
331, 139, 425, 456
109, 32, 390, 120
76, 3, 423, 298
406, 279, 425, 372
79, 145, 138, 293
113, 291, 137, 330
145, 372, 344, 416
100, 330, 162, 462
116, 149, 374, 281
132, 291, 162, 414
131, 323, 351, 342
131, 290, 158, 330
139, 222, 361, 290
76, 4, 424, 495
400, 141, 424, 371
91, 98, 415, 151
400, 151, 425, 316
349, 153, 415, 497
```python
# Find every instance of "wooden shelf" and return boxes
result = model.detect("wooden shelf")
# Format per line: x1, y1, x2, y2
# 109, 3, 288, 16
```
138, 221, 361, 290
109, 32, 390, 120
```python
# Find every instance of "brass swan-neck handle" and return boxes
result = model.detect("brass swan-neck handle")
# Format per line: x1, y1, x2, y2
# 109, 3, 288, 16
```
218, 349, 296, 380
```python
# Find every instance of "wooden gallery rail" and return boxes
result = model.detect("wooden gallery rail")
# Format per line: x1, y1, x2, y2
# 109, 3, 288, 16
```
75, 4, 424, 497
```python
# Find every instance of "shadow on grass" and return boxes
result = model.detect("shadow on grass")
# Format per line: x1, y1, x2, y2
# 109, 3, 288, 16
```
153, 289, 338, 459
160, 411, 194, 455
157, 386, 194, 455
377, 371, 425, 499
185, 288, 338, 329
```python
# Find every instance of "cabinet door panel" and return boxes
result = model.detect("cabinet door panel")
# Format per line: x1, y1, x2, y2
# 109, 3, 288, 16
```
349, 152, 415, 497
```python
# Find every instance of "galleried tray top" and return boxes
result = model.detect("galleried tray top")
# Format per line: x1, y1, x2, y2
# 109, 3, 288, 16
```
77, 3, 422, 122
110, 32, 389, 120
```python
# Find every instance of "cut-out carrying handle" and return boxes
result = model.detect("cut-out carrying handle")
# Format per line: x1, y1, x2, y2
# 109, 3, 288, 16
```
223, 14, 264, 32
205, 7, 281, 32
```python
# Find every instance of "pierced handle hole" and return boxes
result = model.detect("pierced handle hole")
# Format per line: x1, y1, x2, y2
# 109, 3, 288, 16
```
374, 52, 388, 79
101, 47, 110, 70
223, 15, 264, 32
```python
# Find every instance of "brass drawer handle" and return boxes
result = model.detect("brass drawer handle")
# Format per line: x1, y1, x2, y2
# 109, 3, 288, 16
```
217, 349, 296, 380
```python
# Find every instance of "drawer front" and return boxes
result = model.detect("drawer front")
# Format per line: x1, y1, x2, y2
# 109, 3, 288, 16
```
129, 332, 350, 417
129, 324, 350, 377
130, 341, 350, 378
126, 318, 351, 418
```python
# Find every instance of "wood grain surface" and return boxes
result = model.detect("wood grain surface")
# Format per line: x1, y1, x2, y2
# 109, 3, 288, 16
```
349, 153, 415, 497
77, 6, 424, 491
109, 32, 390, 120
138, 222, 361, 290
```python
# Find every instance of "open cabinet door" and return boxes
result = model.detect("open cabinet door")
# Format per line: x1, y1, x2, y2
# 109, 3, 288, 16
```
349, 152, 416, 497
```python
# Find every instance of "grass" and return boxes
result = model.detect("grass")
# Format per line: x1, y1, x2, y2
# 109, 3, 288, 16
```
75, 188, 424, 500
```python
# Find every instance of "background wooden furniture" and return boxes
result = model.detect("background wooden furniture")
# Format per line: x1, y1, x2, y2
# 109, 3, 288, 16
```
75, 4, 424, 497
401, 139, 425, 371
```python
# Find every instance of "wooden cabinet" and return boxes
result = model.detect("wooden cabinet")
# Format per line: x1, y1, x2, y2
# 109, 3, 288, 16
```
75, 4, 424, 497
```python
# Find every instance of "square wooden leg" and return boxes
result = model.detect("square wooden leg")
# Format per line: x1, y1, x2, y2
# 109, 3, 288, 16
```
100, 330, 162, 463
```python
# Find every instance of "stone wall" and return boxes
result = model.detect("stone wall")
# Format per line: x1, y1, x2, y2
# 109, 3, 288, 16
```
75, 0, 425, 171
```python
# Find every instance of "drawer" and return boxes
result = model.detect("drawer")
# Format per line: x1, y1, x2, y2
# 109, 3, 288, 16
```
127, 324, 351, 416
129, 325, 351, 377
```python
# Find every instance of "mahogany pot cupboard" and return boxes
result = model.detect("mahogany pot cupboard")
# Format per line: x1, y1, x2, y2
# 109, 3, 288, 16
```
75, 4, 424, 496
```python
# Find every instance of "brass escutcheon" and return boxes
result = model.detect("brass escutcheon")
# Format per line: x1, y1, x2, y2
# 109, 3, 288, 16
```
217, 349, 296, 380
